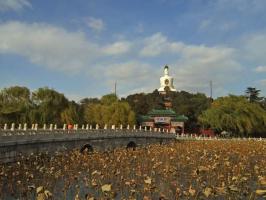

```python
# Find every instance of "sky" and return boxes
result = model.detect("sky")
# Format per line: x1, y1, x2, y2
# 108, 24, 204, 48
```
0, 0, 266, 101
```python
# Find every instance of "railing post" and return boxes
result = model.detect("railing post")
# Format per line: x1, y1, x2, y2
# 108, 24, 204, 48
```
34, 123, 38, 131
86, 124, 89, 130
127, 124, 130, 130
18, 123, 22, 130
96, 124, 99, 130
111, 125, 115, 130
63, 124, 66, 130
139, 125, 142, 131
144, 126, 147, 131
89, 125, 92, 130
120, 124, 123, 130
43, 124, 47, 130
11, 123, 15, 131
133, 125, 136, 131
81, 124, 85, 130
31, 124, 34, 130
49, 124, 53, 131
4, 123, 7, 130
104, 124, 107, 130
23, 123, 27, 131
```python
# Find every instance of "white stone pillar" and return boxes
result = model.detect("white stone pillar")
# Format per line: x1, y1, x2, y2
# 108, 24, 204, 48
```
127, 124, 130, 130
133, 125, 136, 130
86, 124, 89, 130
96, 124, 99, 130
23, 123, 27, 131
81, 124, 85, 130
49, 124, 53, 131
144, 126, 147, 131
4, 123, 7, 130
111, 125, 115, 130
89, 125, 92, 130
31, 124, 34, 130
139, 125, 142, 131
120, 124, 123, 130
34, 123, 38, 131
18, 123, 22, 130
54, 124, 57, 130
43, 124, 47, 130
104, 124, 108, 130
63, 124, 66, 130
11, 123, 15, 131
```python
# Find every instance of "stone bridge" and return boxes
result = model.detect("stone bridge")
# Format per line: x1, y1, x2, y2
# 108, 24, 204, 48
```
0, 129, 176, 163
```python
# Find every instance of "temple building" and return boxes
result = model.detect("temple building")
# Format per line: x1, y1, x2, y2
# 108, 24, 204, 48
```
140, 65, 188, 133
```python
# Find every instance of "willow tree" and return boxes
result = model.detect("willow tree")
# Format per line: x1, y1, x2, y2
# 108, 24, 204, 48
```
84, 94, 136, 127
32, 87, 68, 125
0, 86, 32, 124
198, 95, 266, 137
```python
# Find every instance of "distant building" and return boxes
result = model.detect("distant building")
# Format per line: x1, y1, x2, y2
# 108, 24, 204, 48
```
158, 65, 176, 93
139, 65, 188, 133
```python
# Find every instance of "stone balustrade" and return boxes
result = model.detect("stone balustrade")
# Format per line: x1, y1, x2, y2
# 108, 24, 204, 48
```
0, 123, 265, 141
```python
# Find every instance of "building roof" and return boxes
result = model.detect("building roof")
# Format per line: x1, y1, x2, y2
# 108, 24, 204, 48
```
148, 109, 177, 116
172, 115, 188, 122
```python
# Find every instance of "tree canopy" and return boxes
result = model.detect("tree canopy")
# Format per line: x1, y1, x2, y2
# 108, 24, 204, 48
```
198, 95, 266, 137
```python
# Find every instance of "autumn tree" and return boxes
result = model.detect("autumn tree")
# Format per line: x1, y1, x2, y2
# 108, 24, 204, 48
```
84, 94, 136, 127
32, 87, 69, 125
198, 95, 266, 137
0, 86, 32, 124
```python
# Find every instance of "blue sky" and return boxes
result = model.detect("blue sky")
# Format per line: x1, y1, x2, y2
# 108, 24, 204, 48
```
0, 0, 266, 101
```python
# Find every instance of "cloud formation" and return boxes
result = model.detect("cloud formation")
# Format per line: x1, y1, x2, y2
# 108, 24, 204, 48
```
255, 66, 266, 73
86, 17, 105, 32
0, 21, 99, 72
0, 0, 31, 12
102, 41, 132, 55
1, 21, 263, 97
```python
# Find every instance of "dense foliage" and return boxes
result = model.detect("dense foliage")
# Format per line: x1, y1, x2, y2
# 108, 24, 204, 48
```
199, 95, 266, 137
84, 94, 136, 127
125, 90, 211, 131
0, 86, 136, 127
0, 85, 266, 136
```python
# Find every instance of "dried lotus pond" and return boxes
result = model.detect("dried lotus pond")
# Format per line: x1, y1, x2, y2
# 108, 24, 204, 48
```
0, 140, 266, 199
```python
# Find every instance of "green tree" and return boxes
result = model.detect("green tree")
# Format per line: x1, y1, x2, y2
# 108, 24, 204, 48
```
0, 86, 32, 124
198, 95, 266, 137
101, 93, 118, 105
61, 102, 80, 124
84, 94, 136, 127
245, 87, 263, 103
32, 87, 68, 125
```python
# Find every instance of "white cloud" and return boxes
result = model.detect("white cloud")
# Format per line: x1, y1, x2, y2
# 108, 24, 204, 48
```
98, 60, 160, 96
0, 21, 100, 72
259, 79, 266, 86
0, 23, 247, 97
86, 17, 105, 32
255, 66, 266, 73
173, 45, 241, 94
0, 0, 31, 12
139, 32, 242, 95
139, 32, 184, 57
102, 41, 132, 55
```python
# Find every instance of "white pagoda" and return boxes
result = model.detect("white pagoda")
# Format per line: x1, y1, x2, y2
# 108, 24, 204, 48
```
158, 65, 176, 93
